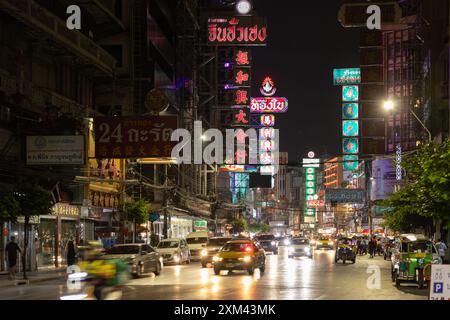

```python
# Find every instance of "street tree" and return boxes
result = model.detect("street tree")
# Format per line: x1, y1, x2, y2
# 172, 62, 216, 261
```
14, 183, 53, 279
125, 199, 151, 242
231, 216, 248, 234
383, 140, 450, 236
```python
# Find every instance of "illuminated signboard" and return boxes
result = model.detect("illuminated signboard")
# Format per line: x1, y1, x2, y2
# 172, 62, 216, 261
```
260, 127, 275, 139
343, 103, 359, 119
333, 68, 361, 86
234, 88, 250, 106
303, 158, 320, 168
307, 200, 325, 208
232, 108, 250, 126
250, 97, 288, 113
342, 85, 359, 102
260, 139, 276, 152
305, 209, 316, 217
260, 114, 275, 127
208, 16, 267, 46
260, 77, 277, 96
343, 155, 359, 171
343, 120, 359, 137
233, 68, 251, 86
219, 165, 258, 173
259, 152, 274, 165
260, 165, 275, 175
235, 49, 251, 66
343, 138, 359, 154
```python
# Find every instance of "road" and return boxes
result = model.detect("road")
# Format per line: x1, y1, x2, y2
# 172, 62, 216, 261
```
0, 247, 428, 300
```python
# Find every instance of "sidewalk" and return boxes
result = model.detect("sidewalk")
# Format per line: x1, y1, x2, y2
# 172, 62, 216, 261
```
0, 268, 66, 288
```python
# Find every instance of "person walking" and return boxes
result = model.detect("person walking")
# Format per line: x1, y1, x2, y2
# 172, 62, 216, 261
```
368, 236, 377, 258
66, 239, 76, 266
435, 239, 448, 264
5, 236, 22, 280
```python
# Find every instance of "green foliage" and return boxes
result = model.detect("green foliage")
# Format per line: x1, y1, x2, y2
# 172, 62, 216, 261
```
0, 193, 21, 222
248, 222, 270, 233
125, 199, 151, 224
14, 183, 53, 218
231, 216, 248, 233
382, 139, 450, 232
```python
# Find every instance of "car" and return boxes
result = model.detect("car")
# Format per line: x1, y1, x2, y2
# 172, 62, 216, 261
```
157, 238, 190, 265
212, 239, 266, 275
316, 236, 335, 250
254, 234, 278, 254
288, 237, 313, 258
104, 244, 162, 278
200, 237, 232, 268
186, 231, 210, 261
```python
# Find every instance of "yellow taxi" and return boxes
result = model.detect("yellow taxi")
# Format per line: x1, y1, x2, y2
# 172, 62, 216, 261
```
316, 236, 335, 250
212, 239, 265, 275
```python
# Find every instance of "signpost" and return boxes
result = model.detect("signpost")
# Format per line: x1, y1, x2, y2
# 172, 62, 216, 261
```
429, 265, 450, 300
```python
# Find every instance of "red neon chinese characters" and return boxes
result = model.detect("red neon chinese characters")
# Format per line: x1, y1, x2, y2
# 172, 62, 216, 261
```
235, 110, 248, 124
236, 50, 250, 65
235, 70, 249, 85
235, 90, 249, 105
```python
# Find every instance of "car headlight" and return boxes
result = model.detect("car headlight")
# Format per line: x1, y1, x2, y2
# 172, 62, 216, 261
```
271, 241, 276, 246
310, 240, 316, 245
201, 249, 207, 257
239, 256, 251, 262
213, 256, 223, 262
304, 247, 311, 252
288, 247, 294, 253
173, 254, 180, 262
284, 239, 290, 245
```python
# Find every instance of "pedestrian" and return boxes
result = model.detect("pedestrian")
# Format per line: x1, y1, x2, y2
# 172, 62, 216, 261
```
435, 239, 448, 264
66, 239, 76, 266
5, 236, 22, 281
369, 236, 377, 258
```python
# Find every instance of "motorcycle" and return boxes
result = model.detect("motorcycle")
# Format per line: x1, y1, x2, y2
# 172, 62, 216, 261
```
335, 238, 357, 264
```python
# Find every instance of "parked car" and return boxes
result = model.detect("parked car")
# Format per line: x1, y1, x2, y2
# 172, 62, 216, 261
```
157, 238, 190, 265
212, 239, 266, 275
186, 231, 210, 261
254, 234, 278, 254
288, 237, 312, 258
201, 237, 232, 268
104, 244, 162, 278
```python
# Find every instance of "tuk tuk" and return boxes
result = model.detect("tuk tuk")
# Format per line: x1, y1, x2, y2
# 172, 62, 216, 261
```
390, 234, 441, 289
335, 237, 357, 264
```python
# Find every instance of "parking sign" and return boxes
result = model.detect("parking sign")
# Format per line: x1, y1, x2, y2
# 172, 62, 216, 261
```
429, 265, 450, 300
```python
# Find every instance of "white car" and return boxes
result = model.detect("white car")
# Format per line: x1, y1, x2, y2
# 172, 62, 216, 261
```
288, 238, 313, 258
157, 238, 190, 265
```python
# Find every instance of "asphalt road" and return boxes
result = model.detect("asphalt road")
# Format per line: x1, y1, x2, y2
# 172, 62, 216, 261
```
0, 247, 429, 300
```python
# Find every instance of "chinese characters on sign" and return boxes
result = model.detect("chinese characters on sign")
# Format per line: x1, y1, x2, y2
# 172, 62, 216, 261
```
235, 49, 251, 66
94, 116, 178, 158
208, 17, 268, 46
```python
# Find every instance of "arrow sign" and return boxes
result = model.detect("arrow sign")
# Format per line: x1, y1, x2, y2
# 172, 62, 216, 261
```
149, 213, 160, 222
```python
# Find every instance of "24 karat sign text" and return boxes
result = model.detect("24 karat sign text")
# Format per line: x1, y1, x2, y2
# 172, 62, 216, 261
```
94, 116, 177, 158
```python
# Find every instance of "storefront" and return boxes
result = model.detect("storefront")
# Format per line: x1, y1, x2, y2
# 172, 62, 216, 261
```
35, 203, 81, 268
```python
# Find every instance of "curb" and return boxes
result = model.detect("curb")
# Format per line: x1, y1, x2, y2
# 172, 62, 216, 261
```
0, 274, 66, 289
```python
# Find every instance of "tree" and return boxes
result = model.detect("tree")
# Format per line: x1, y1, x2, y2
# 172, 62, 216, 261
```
248, 222, 270, 234
125, 199, 150, 242
382, 139, 450, 236
0, 193, 21, 271
14, 183, 53, 279
231, 216, 248, 234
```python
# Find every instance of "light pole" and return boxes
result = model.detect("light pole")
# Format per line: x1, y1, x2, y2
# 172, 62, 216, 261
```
383, 100, 432, 143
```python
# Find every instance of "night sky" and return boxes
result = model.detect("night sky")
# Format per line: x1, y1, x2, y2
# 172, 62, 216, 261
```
251, 0, 360, 163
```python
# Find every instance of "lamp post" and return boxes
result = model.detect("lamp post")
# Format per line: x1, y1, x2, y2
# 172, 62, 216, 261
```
383, 100, 432, 143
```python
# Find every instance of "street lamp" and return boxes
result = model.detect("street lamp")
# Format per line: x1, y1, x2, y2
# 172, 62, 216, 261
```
236, 0, 252, 15
382, 100, 432, 143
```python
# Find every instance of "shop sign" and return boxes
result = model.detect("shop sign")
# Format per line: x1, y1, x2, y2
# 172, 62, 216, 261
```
26, 136, 84, 165
194, 220, 207, 230
52, 203, 80, 217
16, 216, 40, 224
343, 155, 359, 171
333, 68, 361, 86
250, 97, 288, 113
208, 16, 267, 46
343, 103, 359, 119
342, 86, 359, 102
149, 213, 160, 222
343, 120, 359, 137
343, 138, 359, 154
307, 200, 325, 208
94, 116, 177, 158
429, 265, 450, 300
325, 189, 365, 204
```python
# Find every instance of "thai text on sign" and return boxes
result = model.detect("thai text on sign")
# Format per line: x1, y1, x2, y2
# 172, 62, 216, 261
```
250, 97, 288, 113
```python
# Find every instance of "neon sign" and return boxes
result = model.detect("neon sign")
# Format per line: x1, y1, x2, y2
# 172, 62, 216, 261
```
235, 50, 251, 66
260, 114, 275, 126
343, 120, 359, 137
250, 97, 288, 113
342, 103, 359, 119
342, 85, 359, 102
343, 155, 359, 171
208, 17, 267, 46
342, 138, 359, 154
233, 69, 251, 86
260, 77, 276, 96
333, 68, 361, 86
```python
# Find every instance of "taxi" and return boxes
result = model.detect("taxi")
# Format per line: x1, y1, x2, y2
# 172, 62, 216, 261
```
316, 236, 335, 250
212, 239, 266, 275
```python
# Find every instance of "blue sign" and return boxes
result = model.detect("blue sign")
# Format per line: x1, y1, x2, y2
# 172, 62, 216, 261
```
149, 212, 160, 222
434, 283, 444, 294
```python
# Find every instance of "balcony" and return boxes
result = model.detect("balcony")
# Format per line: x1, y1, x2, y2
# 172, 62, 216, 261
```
0, 0, 116, 75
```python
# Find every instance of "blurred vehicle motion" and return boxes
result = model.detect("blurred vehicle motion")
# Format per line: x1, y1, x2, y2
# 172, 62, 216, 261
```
201, 237, 232, 268
288, 237, 312, 259
316, 236, 335, 250
254, 234, 278, 254
157, 238, 190, 265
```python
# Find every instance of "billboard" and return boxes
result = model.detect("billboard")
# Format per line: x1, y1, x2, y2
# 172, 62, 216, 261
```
343, 120, 359, 137
333, 68, 361, 86
342, 85, 359, 102
94, 116, 177, 158
370, 158, 397, 200
325, 189, 366, 203
343, 103, 359, 119
26, 136, 85, 165
250, 97, 288, 113
343, 155, 359, 171
208, 16, 267, 46
343, 138, 359, 154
